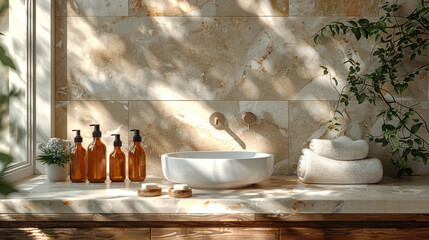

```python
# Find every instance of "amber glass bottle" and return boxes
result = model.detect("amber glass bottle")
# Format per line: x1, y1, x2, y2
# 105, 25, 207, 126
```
87, 124, 106, 183
129, 129, 146, 182
109, 134, 126, 182
70, 130, 86, 182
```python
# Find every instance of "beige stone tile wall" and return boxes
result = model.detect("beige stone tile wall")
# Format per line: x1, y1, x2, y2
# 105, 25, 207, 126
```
55, 0, 429, 176
129, 101, 288, 175
129, 0, 216, 17
289, 0, 380, 17
56, 0, 128, 17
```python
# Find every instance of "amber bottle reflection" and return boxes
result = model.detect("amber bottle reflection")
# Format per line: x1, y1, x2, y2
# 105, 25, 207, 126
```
70, 130, 86, 182
129, 129, 146, 181
87, 124, 106, 183
109, 134, 126, 182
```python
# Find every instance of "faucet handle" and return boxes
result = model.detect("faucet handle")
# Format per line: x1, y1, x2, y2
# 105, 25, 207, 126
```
209, 112, 226, 130
242, 112, 256, 130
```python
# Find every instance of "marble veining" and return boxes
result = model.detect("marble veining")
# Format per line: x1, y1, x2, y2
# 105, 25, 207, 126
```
2, 175, 429, 214
58, 16, 386, 101
53, 0, 429, 177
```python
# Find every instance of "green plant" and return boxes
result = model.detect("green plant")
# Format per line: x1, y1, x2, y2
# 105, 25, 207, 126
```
37, 138, 73, 167
314, 1, 429, 177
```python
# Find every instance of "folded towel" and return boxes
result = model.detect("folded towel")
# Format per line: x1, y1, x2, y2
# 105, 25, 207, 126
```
309, 136, 369, 160
297, 149, 383, 184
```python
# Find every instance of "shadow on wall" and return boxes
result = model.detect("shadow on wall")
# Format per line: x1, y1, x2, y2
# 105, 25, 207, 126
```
54, 0, 427, 176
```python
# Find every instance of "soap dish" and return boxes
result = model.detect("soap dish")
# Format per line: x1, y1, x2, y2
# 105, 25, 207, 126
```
168, 184, 192, 198
137, 183, 162, 197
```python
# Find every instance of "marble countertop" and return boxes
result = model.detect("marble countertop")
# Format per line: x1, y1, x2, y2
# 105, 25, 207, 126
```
1, 175, 428, 214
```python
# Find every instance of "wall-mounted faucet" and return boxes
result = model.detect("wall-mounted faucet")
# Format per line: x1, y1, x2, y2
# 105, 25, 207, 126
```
209, 112, 226, 130
242, 112, 256, 130
209, 111, 246, 149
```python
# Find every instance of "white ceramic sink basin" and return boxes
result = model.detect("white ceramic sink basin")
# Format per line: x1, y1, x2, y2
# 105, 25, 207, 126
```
161, 151, 274, 189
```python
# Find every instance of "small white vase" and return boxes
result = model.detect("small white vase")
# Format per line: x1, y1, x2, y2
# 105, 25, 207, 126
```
46, 164, 68, 182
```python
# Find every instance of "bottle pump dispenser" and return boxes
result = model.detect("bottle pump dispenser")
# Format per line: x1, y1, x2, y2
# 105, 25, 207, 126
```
109, 134, 126, 182
87, 124, 106, 183
70, 129, 86, 182
129, 129, 146, 182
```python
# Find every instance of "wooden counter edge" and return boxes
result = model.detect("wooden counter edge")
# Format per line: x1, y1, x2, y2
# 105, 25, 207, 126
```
0, 213, 429, 225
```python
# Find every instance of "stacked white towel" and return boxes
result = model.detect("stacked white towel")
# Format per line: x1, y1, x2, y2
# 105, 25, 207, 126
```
309, 136, 369, 160
297, 137, 383, 184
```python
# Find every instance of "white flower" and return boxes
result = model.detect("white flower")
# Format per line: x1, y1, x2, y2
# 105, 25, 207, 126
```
39, 138, 72, 158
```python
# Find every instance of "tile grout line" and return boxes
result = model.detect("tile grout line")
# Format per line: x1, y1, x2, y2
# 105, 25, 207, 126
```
56, 15, 379, 18
60, 99, 360, 102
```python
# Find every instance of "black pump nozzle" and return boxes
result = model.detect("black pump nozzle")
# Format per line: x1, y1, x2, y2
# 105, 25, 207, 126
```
90, 124, 102, 138
72, 129, 83, 143
130, 129, 142, 142
111, 134, 122, 147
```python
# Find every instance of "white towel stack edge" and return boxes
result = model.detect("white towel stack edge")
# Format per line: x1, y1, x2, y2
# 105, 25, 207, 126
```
297, 137, 383, 184
297, 149, 383, 184
309, 136, 369, 160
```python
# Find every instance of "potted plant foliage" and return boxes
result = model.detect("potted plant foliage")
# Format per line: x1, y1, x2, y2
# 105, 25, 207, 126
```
313, 1, 429, 176
37, 138, 73, 181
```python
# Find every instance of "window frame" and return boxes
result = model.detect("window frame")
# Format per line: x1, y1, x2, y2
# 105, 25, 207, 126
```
3, 0, 53, 182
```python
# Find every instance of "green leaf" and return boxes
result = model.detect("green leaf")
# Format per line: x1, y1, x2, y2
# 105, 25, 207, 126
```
411, 123, 422, 134
0, 46, 15, 70
391, 135, 400, 151
351, 28, 361, 40
358, 19, 369, 26
378, 21, 386, 30
0, 153, 12, 176
332, 77, 338, 86
375, 34, 381, 42
357, 94, 366, 104
406, 27, 415, 35
404, 77, 414, 82
415, 138, 423, 145
394, 85, 400, 94
334, 24, 340, 34
418, 8, 429, 18
329, 25, 335, 36
385, 124, 395, 130
348, 20, 358, 27
314, 35, 320, 45
321, 27, 326, 37
360, 28, 369, 38
335, 110, 344, 117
